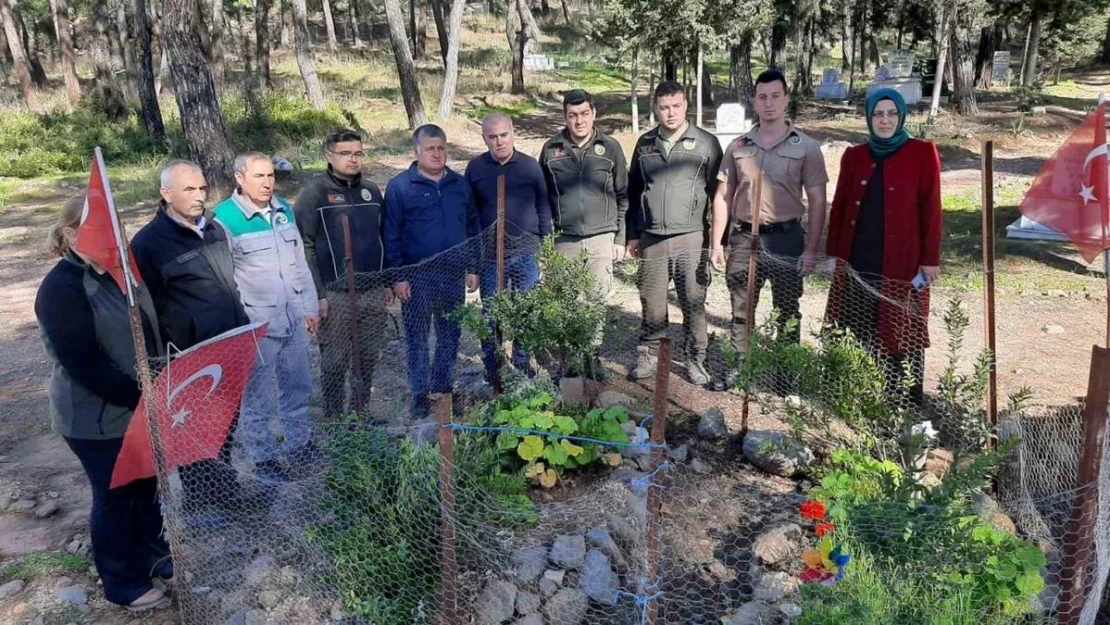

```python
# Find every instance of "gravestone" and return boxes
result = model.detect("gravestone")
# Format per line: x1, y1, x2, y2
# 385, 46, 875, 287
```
523, 53, 555, 72
815, 68, 848, 101
887, 50, 915, 78
866, 49, 922, 105
992, 51, 1011, 85
714, 103, 752, 149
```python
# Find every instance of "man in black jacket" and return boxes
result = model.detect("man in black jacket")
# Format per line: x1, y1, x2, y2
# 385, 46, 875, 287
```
539, 89, 628, 378
294, 129, 389, 418
131, 159, 249, 529
626, 81, 724, 385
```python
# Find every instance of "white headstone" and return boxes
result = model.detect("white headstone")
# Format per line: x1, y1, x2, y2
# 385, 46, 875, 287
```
887, 50, 915, 78
714, 103, 752, 149
815, 68, 848, 100
991, 51, 1011, 84
875, 66, 892, 83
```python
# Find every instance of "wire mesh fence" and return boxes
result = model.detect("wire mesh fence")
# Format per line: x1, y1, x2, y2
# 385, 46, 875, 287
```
139, 227, 1110, 625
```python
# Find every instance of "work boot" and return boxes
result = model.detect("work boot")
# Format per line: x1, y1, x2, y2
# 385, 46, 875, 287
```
686, 360, 710, 386
630, 346, 658, 380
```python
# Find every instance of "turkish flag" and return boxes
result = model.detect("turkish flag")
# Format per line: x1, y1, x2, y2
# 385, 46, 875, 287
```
1019, 103, 1110, 263
74, 148, 142, 294
111, 322, 269, 489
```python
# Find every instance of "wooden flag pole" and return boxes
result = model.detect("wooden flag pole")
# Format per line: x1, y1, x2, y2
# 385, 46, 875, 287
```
739, 171, 765, 437
981, 140, 998, 436
1102, 93, 1109, 348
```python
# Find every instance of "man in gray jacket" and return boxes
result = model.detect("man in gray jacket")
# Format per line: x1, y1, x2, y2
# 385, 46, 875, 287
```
626, 81, 724, 385
213, 153, 320, 483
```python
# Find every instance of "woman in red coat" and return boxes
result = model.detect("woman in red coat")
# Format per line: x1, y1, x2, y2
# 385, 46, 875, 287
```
825, 88, 943, 403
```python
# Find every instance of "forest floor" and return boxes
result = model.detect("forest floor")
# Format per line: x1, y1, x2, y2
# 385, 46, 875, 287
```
1, 17, 1109, 624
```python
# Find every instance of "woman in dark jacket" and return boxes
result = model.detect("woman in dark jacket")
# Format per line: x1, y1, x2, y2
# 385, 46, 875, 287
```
34, 196, 173, 611
825, 88, 943, 402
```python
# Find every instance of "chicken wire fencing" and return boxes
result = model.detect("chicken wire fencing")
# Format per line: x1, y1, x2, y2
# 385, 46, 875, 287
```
136, 227, 1110, 625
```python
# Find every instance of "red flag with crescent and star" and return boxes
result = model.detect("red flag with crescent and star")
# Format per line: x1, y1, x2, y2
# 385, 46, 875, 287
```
110, 322, 268, 489
74, 148, 143, 298
1018, 102, 1110, 263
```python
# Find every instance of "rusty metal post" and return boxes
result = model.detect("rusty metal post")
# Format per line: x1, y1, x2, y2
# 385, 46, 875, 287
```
434, 392, 458, 625
644, 337, 672, 625
493, 175, 507, 395
739, 171, 765, 437
981, 140, 998, 435
1057, 345, 1110, 625
342, 215, 367, 413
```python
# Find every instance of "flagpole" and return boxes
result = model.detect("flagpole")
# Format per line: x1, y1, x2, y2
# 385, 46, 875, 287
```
1100, 93, 1109, 348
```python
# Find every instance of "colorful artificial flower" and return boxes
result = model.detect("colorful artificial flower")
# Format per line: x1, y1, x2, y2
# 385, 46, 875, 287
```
800, 500, 827, 521
815, 522, 836, 537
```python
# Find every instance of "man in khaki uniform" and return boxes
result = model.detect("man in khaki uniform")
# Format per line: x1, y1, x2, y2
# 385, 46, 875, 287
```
710, 70, 828, 388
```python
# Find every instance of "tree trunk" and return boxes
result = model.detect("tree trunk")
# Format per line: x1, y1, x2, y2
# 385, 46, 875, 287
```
559, 0, 568, 24
133, 0, 165, 145
257, 0, 273, 87
349, 0, 362, 46
209, 0, 225, 88
117, 0, 138, 96
949, 7, 978, 115
736, 32, 753, 109
322, 0, 338, 51
792, 16, 806, 96
17, 9, 46, 88
409, 0, 426, 60
1101, 14, 1110, 64
896, 0, 906, 49
507, 0, 537, 95
928, 0, 952, 118
104, 0, 127, 74
857, 3, 868, 73
290, 0, 325, 109
770, 16, 787, 70
663, 52, 676, 81
164, 0, 235, 192
51, 0, 80, 106
841, 1, 851, 70
805, 18, 816, 92
696, 44, 704, 127
430, 0, 447, 65
91, 0, 127, 115
436, 0, 464, 118
0, 0, 39, 110
648, 47, 656, 126
384, 0, 427, 126
631, 46, 639, 134
974, 25, 1003, 89
193, 0, 212, 59
279, 0, 290, 47
1021, 9, 1042, 87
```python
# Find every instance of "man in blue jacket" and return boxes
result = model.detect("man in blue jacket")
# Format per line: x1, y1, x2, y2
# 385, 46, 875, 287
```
465, 113, 550, 383
384, 125, 480, 419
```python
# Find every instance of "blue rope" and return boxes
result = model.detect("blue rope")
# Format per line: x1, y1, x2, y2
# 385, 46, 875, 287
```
614, 577, 665, 625
444, 423, 666, 451
629, 461, 672, 495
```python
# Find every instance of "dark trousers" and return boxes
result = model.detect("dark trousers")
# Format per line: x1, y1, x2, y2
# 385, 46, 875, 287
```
320, 287, 389, 417
638, 230, 710, 362
480, 254, 540, 377
838, 276, 925, 404
725, 223, 805, 349
403, 273, 465, 403
64, 436, 172, 606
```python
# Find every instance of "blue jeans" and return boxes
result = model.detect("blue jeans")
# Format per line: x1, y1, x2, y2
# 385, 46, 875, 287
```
239, 324, 314, 464
480, 254, 539, 377
403, 273, 466, 406
64, 436, 172, 606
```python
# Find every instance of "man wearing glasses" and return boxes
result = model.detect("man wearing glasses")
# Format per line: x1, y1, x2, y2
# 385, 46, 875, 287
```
294, 128, 389, 419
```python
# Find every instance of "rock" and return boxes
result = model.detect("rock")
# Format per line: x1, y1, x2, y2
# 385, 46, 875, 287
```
46, 491, 60, 499
549, 535, 587, 570
1047, 289, 1067, 298
690, 458, 712, 474
244, 609, 269, 625
279, 566, 299, 586
33, 500, 60, 518
0, 579, 25, 599
754, 571, 799, 603
752, 523, 804, 567
585, 528, 626, 570
8, 499, 35, 514
669, 444, 689, 463
476, 579, 518, 624
983, 511, 1018, 534
597, 391, 636, 411
698, 408, 728, 439
330, 600, 345, 621
539, 577, 559, 597
29, 616, 44, 625
743, 431, 814, 477
916, 472, 942, 490
1043, 324, 1066, 335
1031, 105, 1048, 115
607, 515, 639, 550
729, 601, 773, 625
258, 591, 282, 609
512, 615, 544, 625
972, 492, 1000, 516
512, 546, 549, 583
543, 588, 589, 625
780, 602, 803, 618
66, 538, 88, 555
544, 569, 566, 585
559, 377, 588, 407
580, 549, 619, 606
515, 590, 542, 616
244, 555, 277, 587
54, 585, 88, 605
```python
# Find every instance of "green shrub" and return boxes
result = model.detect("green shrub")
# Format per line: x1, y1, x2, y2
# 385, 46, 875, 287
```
307, 423, 534, 624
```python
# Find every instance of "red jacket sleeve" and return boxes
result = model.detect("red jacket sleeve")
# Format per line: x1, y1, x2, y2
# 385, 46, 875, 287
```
918, 142, 943, 267
827, 148, 853, 260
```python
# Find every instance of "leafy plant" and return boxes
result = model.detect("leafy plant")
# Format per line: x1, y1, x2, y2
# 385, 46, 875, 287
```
935, 299, 994, 452
488, 390, 631, 487
455, 236, 605, 377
